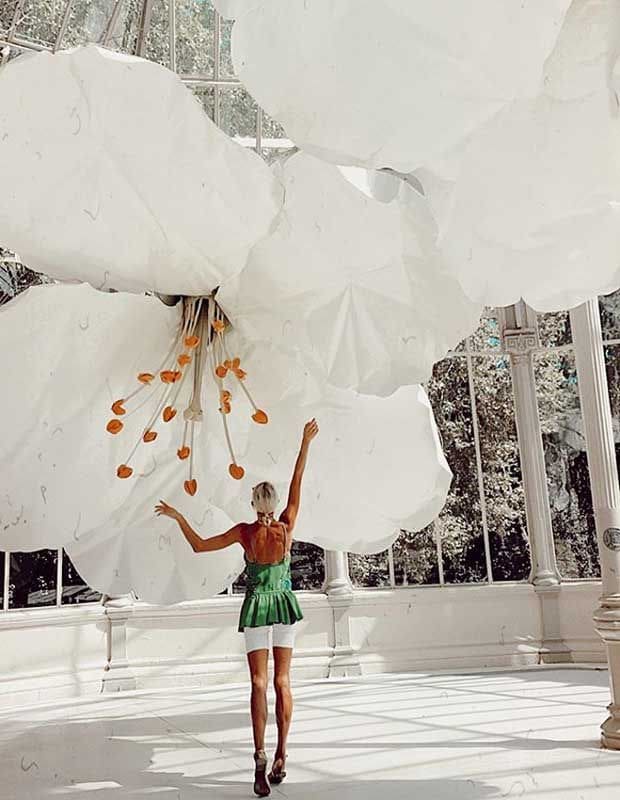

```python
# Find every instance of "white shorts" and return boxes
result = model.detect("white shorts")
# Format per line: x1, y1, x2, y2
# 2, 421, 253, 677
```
243, 623, 297, 653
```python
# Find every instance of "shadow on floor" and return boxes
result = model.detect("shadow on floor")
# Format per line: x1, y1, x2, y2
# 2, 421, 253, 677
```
0, 711, 503, 798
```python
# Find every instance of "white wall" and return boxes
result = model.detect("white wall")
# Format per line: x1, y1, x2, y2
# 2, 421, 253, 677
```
0, 581, 606, 709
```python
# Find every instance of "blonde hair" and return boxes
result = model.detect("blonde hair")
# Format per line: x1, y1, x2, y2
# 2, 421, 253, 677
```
252, 481, 279, 516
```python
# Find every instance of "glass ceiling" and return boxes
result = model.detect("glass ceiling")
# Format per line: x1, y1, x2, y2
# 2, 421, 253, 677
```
0, 0, 293, 155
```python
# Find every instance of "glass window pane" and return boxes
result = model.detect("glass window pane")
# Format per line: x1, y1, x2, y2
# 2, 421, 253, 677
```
14, 0, 67, 46
175, 0, 215, 75
219, 14, 234, 77
1, 255, 49, 304
392, 527, 439, 585
60, 0, 121, 49
61, 550, 102, 604
9, 550, 57, 609
192, 85, 215, 120
100, 0, 142, 56
348, 551, 390, 588
605, 343, 620, 478
534, 350, 599, 578
261, 112, 294, 162
290, 541, 324, 590
537, 310, 572, 348
141, 0, 171, 67
600, 289, 620, 342
1, 1, 19, 33
473, 355, 530, 581
261, 112, 287, 144
231, 567, 246, 594
467, 307, 500, 351
427, 358, 487, 583
218, 86, 258, 143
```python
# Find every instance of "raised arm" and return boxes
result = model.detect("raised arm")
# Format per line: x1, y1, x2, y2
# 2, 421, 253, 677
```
279, 418, 319, 531
154, 500, 243, 553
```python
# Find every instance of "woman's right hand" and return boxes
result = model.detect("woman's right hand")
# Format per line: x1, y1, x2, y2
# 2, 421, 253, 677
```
154, 500, 181, 521
302, 418, 319, 444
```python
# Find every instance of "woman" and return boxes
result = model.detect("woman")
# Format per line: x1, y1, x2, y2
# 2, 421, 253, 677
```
155, 418, 319, 797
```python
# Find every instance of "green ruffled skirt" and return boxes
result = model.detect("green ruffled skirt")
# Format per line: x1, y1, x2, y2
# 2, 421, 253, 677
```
238, 554, 304, 632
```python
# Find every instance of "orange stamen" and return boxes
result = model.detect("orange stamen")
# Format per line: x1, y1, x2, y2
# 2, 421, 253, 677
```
184, 335, 200, 348
212, 319, 225, 333
111, 400, 126, 416
163, 406, 177, 422
117, 464, 133, 479
106, 419, 123, 434
252, 409, 269, 425
184, 479, 198, 496
143, 430, 157, 443
160, 370, 181, 383
229, 463, 245, 480
177, 446, 190, 460
177, 353, 191, 367
220, 389, 232, 414
138, 372, 154, 384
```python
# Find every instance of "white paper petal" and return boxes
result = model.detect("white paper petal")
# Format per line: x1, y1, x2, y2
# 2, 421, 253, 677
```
218, 153, 481, 395
210, 351, 452, 554
0, 283, 181, 550
421, 0, 620, 311
66, 468, 244, 605
0, 45, 281, 294
227, 0, 570, 170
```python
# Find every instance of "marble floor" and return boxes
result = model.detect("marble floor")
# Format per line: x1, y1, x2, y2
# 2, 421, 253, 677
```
0, 667, 619, 799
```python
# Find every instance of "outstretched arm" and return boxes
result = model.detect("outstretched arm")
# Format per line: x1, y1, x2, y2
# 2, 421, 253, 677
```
154, 501, 242, 553
279, 418, 319, 531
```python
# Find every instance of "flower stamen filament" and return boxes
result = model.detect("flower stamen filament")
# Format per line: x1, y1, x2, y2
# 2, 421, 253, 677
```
106, 295, 268, 494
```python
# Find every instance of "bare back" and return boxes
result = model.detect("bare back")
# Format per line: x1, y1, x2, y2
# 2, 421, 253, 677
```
240, 520, 292, 565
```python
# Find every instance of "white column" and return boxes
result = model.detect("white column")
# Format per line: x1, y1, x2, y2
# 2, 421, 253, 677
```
323, 550, 354, 597
570, 299, 620, 750
102, 594, 136, 693
501, 304, 569, 663
322, 551, 361, 677
501, 304, 561, 587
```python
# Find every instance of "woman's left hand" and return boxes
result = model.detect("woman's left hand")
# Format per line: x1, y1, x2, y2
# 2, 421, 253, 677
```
154, 500, 181, 521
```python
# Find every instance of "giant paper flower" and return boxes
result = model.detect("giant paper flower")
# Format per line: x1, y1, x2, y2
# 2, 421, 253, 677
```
0, 46, 457, 603
216, 0, 572, 171
218, 152, 482, 396
414, 0, 620, 311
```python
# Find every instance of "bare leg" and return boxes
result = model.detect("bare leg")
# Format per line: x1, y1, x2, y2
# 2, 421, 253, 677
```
247, 649, 270, 797
270, 646, 293, 782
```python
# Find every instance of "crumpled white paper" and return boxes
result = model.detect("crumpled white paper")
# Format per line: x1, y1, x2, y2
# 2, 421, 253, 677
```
218, 152, 482, 395
0, 45, 282, 295
221, 0, 571, 171
416, 0, 620, 311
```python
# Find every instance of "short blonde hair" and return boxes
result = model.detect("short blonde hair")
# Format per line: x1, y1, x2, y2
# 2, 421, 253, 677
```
252, 481, 279, 514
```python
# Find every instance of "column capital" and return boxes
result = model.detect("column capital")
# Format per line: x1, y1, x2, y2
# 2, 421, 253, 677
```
502, 328, 539, 357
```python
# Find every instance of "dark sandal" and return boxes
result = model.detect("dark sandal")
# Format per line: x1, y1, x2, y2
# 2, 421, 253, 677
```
268, 754, 287, 785
253, 749, 271, 797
